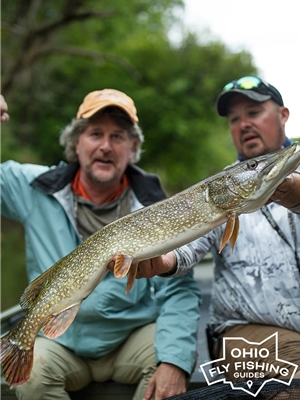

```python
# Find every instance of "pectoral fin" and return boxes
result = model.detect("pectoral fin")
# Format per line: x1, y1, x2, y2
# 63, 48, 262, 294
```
219, 214, 239, 253
113, 254, 138, 294
114, 254, 134, 278
42, 303, 80, 339
229, 215, 239, 250
126, 263, 139, 295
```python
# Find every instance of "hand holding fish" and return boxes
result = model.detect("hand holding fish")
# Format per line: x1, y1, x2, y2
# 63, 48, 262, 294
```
267, 171, 300, 208
137, 252, 177, 277
107, 252, 177, 278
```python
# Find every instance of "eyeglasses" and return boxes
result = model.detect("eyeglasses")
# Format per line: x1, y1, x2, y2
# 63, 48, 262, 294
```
222, 76, 270, 93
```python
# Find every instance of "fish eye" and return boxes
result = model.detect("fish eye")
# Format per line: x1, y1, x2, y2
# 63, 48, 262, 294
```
247, 160, 258, 170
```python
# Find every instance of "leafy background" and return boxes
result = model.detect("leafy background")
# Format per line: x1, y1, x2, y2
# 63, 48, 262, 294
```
1, 0, 258, 310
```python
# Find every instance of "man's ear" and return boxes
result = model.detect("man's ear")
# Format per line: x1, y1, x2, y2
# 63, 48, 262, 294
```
280, 106, 290, 125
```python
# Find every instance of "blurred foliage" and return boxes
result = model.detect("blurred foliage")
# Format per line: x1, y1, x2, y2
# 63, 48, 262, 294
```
1, 217, 28, 311
1, 0, 258, 310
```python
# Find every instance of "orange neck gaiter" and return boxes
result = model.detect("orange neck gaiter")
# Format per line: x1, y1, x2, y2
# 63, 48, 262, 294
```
72, 169, 129, 204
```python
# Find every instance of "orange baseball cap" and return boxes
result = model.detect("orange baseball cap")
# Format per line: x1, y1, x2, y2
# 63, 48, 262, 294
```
76, 89, 138, 123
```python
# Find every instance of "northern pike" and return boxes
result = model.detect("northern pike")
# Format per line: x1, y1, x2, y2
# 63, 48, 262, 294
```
1, 143, 300, 387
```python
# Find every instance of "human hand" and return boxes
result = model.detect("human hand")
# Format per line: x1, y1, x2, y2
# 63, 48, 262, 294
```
142, 363, 186, 400
0, 94, 10, 122
107, 252, 177, 278
135, 252, 177, 278
266, 172, 300, 209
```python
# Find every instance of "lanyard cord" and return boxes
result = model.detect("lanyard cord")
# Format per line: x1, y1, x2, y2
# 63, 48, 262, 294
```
261, 205, 300, 272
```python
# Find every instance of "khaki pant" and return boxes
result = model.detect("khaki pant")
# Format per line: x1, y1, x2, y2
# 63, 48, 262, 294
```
15, 323, 156, 400
213, 324, 300, 381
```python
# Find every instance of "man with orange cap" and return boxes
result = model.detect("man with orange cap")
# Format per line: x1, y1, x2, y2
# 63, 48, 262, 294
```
1, 89, 201, 400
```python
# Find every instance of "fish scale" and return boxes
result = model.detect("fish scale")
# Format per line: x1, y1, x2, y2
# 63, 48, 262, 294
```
1, 143, 300, 387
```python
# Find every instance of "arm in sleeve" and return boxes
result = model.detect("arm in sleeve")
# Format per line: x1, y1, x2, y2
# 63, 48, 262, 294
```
172, 231, 216, 277
152, 271, 202, 376
1, 161, 48, 222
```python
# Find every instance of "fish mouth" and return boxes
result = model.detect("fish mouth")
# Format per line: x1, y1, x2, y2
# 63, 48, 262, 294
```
263, 144, 297, 182
229, 143, 298, 199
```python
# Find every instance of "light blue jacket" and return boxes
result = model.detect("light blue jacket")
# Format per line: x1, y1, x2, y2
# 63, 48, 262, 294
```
1, 160, 202, 375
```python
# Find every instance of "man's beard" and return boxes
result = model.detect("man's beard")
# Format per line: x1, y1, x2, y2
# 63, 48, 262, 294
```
85, 165, 119, 186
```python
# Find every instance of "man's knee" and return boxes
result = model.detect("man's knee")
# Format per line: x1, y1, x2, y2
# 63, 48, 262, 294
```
112, 324, 157, 384
15, 338, 69, 400
15, 337, 92, 399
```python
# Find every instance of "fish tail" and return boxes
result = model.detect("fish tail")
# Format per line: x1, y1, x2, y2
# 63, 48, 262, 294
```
0, 332, 34, 386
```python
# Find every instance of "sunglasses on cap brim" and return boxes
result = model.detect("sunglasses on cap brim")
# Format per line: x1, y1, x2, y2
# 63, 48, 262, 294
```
222, 76, 270, 93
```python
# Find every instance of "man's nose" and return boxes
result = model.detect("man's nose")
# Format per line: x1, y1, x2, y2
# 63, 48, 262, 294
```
239, 116, 252, 130
99, 135, 112, 151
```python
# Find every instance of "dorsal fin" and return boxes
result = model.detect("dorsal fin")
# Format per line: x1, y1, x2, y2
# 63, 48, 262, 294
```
20, 268, 53, 309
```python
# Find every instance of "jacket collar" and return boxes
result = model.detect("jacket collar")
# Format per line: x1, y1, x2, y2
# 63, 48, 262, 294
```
31, 162, 167, 205
31, 161, 80, 194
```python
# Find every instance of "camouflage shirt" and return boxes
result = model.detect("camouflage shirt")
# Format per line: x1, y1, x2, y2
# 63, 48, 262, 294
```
175, 199, 300, 333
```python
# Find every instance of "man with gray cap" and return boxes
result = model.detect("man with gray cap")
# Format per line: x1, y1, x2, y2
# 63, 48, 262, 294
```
135, 76, 300, 382
1, 89, 201, 400
203, 76, 300, 380
216, 75, 292, 161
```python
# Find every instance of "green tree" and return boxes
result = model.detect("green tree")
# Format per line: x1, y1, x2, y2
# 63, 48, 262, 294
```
1, 0, 256, 190
1, 0, 258, 310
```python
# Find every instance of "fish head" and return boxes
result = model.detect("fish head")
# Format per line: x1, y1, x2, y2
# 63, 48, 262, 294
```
206, 142, 300, 214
